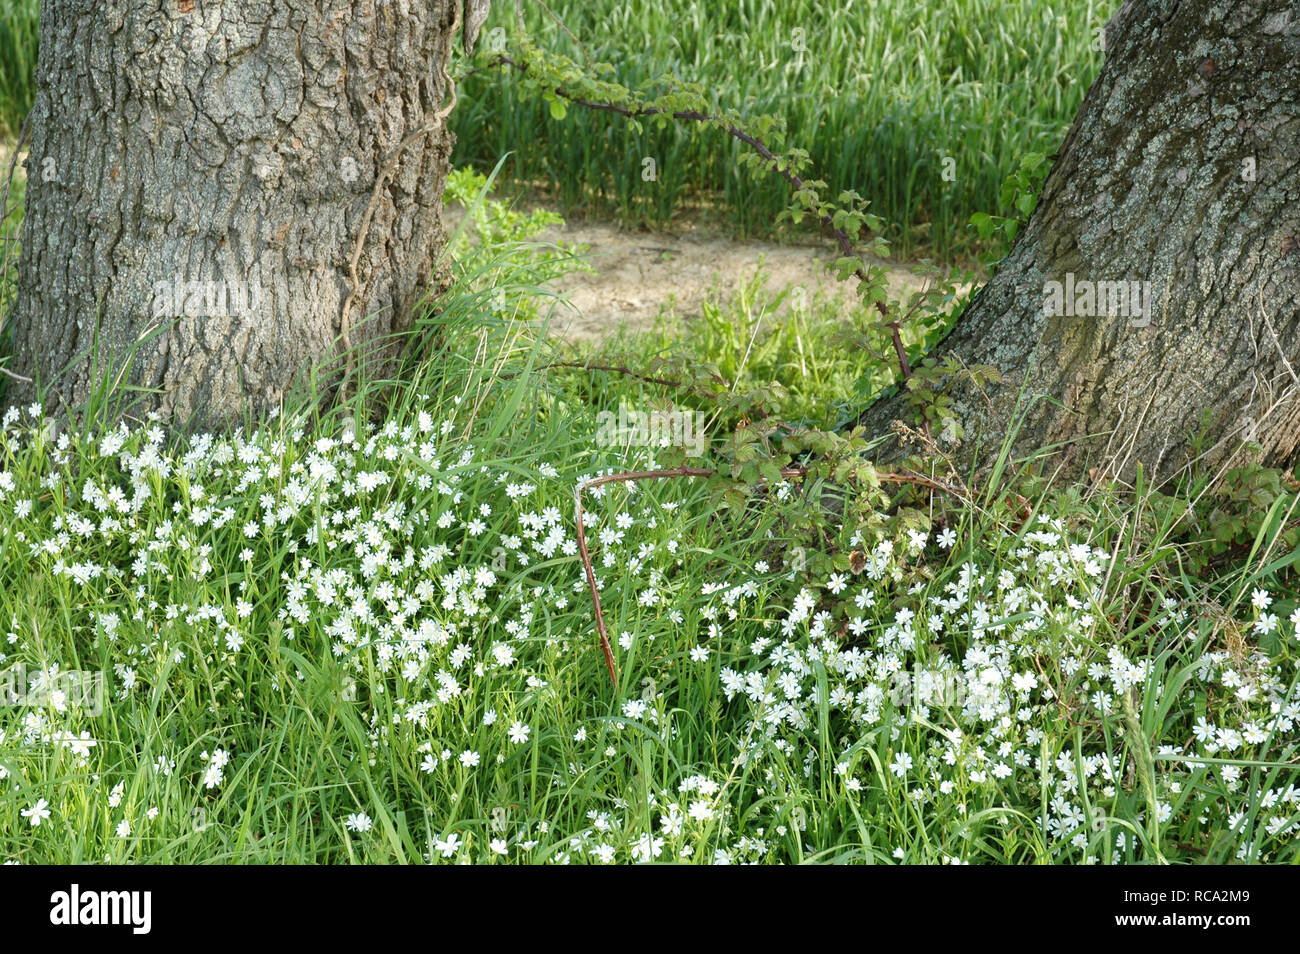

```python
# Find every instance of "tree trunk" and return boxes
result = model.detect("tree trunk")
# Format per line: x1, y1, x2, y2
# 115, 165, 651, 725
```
862, 0, 1300, 487
8, 0, 461, 428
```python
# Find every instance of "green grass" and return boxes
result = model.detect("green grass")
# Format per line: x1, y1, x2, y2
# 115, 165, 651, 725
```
0, 2, 1293, 867
0, 169, 1297, 864
0, 143, 21, 330
0, 0, 1109, 259
0, 0, 37, 138
0, 0, 34, 342
558, 268, 940, 431
453, 0, 1113, 258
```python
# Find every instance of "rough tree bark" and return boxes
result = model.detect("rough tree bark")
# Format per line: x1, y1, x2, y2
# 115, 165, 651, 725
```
8, 0, 462, 428
861, 0, 1300, 487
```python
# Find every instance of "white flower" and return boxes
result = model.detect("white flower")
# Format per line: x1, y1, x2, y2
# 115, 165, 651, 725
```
622, 699, 648, 720
508, 721, 531, 745
1012, 672, 1038, 692
22, 799, 52, 827
631, 833, 664, 862
889, 752, 914, 778
434, 833, 462, 857
1193, 718, 1214, 743
201, 748, 229, 789
688, 801, 714, 821
345, 813, 373, 833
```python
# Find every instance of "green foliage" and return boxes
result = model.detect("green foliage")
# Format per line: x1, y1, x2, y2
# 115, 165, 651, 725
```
453, 0, 1111, 258
442, 163, 588, 293
622, 273, 887, 429
0, 0, 37, 137
0, 0, 1107, 260
967, 150, 1051, 265
470, 22, 1068, 439
2, 2, 1295, 868
1143, 465, 1300, 580
899, 354, 1002, 442
445, 166, 565, 253
1, 172, 1297, 864
430, 161, 590, 336
1203, 467, 1300, 552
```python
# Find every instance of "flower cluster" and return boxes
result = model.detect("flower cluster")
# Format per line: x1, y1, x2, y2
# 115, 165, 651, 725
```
1, 394, 1295, 864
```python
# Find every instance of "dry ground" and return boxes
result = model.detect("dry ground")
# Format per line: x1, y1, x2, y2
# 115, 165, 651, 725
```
445, 200, 960, 343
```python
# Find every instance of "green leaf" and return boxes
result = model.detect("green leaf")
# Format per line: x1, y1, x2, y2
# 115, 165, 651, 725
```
759, 460, 784, 485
